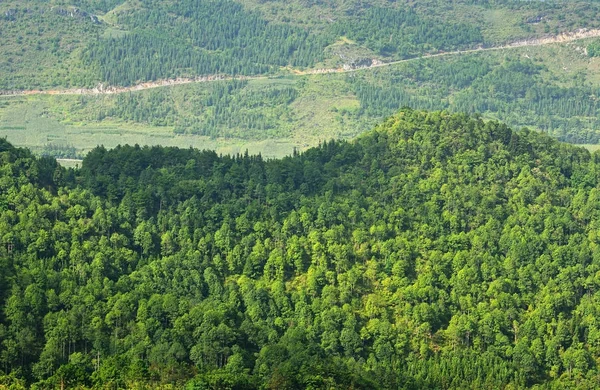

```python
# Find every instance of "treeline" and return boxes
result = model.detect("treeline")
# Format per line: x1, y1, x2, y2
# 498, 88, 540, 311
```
4, 111, 600, 388
82, 0, 330, 86
333, 7, 483, 58
73, 80, 299, 139
173, 83, 298, 138
351, 80, 447, 116
40, 143, 80, 159
351, 57, 600, 143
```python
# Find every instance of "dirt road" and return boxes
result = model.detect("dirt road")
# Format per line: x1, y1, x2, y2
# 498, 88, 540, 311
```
2, 28, 599, 97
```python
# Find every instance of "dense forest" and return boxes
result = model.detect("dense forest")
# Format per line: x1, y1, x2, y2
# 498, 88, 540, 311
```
80, 1, 484, 87
81, 0, 333, 86
3, 110, 600, 388
332, 7, 483, 58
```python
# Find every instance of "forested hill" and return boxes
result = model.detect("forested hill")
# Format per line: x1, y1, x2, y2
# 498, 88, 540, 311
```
3, 0, 600, 89
3, 110, 600, 388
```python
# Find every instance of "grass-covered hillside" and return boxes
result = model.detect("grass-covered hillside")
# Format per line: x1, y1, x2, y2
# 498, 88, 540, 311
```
3, 0, 600, 157
3, 110, 600, 388
3, 39, 600, 158
2, 0, 600, 89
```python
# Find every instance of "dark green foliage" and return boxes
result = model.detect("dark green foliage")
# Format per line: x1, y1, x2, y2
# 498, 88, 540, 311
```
82, 0, 332, 86
4, 110, 600, 388
75, 80, 299, 138
333, 7, 483, 58
588, 40, 600, 57
81, 3, 485, 86
4, 0, 600, 90
351, 57, 600, 143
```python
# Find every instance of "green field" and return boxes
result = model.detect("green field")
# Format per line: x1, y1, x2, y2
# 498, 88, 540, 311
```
0, 97, 300, 158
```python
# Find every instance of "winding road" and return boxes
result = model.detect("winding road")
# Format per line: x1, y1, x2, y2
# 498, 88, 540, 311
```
2, 28, 600, 97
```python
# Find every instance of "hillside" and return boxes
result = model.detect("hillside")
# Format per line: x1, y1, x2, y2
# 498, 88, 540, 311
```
2, 110, 600, 388
4, 39, 600, 159
3, 0, 600, 156
2, 0, 600, 90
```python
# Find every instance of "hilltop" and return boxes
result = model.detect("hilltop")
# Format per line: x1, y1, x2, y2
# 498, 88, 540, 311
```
2, 111, 600, 388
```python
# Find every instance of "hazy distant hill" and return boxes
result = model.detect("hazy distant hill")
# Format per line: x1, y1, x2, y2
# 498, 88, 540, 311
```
2, 0, 600, 89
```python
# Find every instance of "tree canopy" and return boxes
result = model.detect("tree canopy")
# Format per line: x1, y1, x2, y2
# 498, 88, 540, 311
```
2, 110, 600, 388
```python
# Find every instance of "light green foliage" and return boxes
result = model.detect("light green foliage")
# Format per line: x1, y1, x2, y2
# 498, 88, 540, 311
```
0, 1, 103, 90
3, 110, 600, 387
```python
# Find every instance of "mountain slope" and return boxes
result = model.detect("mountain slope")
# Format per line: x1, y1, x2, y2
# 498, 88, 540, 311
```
3, 0, 600, 89
2, 110, 600, 388
3, 0, 600, 156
